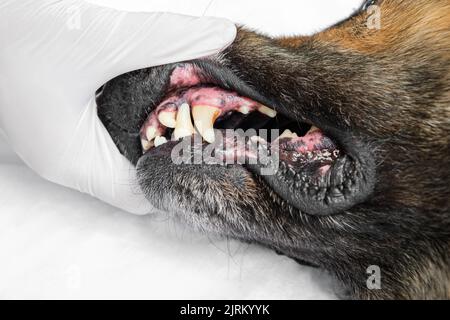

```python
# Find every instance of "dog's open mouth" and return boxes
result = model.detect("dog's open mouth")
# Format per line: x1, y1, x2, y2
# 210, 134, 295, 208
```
134, 61, 375, 216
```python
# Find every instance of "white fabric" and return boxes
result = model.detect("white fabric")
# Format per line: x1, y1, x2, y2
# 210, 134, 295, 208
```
0, 0, 362, 299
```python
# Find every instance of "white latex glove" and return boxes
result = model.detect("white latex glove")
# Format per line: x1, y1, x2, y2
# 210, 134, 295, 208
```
0, 0, 236, 214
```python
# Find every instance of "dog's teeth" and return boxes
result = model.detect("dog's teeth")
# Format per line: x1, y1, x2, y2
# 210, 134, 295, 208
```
174, 103, 195, 140
141, 139, 153, 151
307, 125, 320, 134
279, 129, 294, 139
146, 126, 158, 141
154, 136, 168, 147
192, 105, 220, 143
158, 111, 176, 128
258, 105, 277, 118
238, 105, 251, 115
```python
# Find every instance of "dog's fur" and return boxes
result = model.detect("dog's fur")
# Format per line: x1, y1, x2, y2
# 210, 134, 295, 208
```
97, 0, 450, 299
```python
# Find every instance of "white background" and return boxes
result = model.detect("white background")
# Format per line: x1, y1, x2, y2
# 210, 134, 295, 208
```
0, 0, 362, 299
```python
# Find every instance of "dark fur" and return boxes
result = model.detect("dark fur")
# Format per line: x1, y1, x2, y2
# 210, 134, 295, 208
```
97, 0, 450, 299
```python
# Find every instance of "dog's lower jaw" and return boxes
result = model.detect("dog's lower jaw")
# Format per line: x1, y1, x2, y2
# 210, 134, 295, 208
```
136, 149, 447, 300
166, 201, 448, 300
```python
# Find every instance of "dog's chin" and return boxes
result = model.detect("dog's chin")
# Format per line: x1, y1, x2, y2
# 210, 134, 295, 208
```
132, 58, 376, 222
136, 144, 273, 234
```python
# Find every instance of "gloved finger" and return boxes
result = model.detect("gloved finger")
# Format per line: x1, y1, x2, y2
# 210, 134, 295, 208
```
42, 97, 155, 215
81, 11, 236, 93
0, 0, 236, 105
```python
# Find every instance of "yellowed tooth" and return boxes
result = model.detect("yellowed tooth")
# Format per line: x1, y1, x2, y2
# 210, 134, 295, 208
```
192, 105, 220, 143
174, 103, 195, 140
141, 139, 153, 151
154, 136, 168, 147
146, 126, 157, 141
306, 125, 320, 134
158, 111, 176, 128
258, 105, 277, 118
238, 105, 250, 115
278, 129, 293, 139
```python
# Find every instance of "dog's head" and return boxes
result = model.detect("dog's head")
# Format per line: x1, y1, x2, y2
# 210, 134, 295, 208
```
97, 0, 449, 299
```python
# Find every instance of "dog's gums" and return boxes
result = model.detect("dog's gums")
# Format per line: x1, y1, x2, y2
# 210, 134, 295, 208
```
133, 62, 374, 216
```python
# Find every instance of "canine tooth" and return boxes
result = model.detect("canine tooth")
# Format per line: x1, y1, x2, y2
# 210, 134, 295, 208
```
141, 139, 153, 151
158, 111, 176, 128
238, 105, 251, 115
174, 103, 195, 140
154, 136, 168, 147
307, 125, 320, 134
279, 129, 294, 139
258, 105, 277, 118
146, 126, 158, 141
192, 105, 220, 143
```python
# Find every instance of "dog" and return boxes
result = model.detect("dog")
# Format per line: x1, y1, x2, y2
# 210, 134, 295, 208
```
96, 0, 450, 299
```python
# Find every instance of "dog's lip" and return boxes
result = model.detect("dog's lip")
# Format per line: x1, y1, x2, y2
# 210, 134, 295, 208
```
137, 60, 375, 216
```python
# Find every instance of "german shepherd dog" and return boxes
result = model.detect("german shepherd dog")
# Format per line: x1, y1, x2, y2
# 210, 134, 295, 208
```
96, 0, 450, 299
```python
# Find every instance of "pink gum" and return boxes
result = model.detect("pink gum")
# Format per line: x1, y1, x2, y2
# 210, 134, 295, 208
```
140, 63, 264, 142
291, 131, 326, 153
140, 87, 264, 141
169, 64, 202, 88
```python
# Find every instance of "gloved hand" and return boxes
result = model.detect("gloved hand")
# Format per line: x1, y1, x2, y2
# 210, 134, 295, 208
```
0, 0, 236, 214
